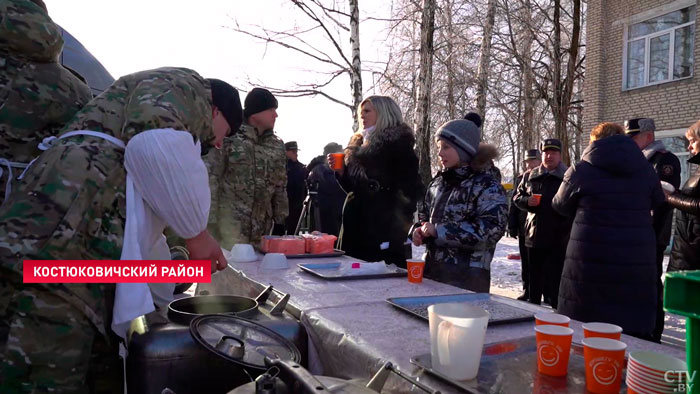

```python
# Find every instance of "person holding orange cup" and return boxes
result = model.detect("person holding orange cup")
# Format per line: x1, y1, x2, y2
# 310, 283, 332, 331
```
534, 324, 574, 376
535, 312, 570, 327
530, 193, 542, 206
406, 259, 425, 283
582, 337, 627, 394
329, 152, 345, 171
582, 322, 622, 340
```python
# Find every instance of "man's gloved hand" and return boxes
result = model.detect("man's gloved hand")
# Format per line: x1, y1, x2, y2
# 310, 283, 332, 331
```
185, 230, 227, 273
508, 228, 518, 238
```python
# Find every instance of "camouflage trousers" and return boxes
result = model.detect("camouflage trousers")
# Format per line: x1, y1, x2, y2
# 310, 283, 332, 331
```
0, 271, 122, 394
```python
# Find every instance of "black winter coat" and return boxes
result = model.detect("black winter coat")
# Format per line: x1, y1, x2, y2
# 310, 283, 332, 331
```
306, 156, 346, 236
338, 124, 423, 266
514, 163, 571, 249
552, 135, 664, 336
668, 153, 700, 272
507, 173, 527, 237
285, 158, 308, 233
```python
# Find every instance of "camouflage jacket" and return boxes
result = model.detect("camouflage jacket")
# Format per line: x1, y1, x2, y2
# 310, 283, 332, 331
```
206, 123, 288, 249
0, 67, 214, 335
417, 144, 507, 270
0, 0, 92, 203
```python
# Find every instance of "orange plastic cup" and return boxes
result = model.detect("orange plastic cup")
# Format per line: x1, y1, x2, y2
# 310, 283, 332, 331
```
532, 193, 543, 205
583, 322, 623, 340
535, 325, 574, 376
582, 337, 627, 394
535, 312, 570, 327
406, 260, 425, 283
330, 153, 345, 170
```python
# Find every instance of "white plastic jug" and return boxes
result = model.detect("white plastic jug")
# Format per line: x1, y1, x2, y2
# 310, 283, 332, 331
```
428, 303, 489, 381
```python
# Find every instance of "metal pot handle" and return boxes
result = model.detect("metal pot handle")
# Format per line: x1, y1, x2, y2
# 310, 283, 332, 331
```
255, 285, 290, 315
265, 357, 331, 394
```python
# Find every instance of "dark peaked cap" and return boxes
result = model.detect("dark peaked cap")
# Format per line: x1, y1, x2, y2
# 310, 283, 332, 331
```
540, 138, 562, 152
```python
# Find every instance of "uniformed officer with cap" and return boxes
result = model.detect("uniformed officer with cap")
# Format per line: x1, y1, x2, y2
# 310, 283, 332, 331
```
514, 138, 571, 307
508, 149, 541, 300
624, 117, 681, 342
285, 140, 308, 234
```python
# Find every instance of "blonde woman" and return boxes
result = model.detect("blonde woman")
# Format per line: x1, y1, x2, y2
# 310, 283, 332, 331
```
328, 96, 422, 267
667, 120, 700, 272
552, 122, 664, 339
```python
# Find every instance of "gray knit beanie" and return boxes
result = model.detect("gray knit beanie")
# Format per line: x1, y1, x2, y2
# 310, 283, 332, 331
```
436, 119, 480, 163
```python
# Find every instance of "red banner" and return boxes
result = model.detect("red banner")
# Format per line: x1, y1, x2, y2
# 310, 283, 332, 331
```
23, 260, 212, 283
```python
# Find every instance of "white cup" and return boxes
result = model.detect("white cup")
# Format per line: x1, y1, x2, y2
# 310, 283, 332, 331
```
428, 303, 489, 381
261, 253, 288, 269
230, 244, 257, 263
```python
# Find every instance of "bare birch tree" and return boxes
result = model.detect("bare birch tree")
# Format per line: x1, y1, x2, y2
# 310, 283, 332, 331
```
228, 0, 364, 130
414, 0, 437, 185
474, 0, 497, 126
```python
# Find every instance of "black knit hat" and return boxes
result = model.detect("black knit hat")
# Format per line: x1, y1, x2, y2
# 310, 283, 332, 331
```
207, 79, 242, 133
243, 88, 278, 118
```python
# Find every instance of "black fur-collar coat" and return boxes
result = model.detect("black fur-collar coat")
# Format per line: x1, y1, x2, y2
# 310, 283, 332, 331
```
339, 123, 423, 266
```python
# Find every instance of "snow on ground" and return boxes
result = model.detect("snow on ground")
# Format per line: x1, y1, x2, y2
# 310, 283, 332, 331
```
413, 236, 686, 349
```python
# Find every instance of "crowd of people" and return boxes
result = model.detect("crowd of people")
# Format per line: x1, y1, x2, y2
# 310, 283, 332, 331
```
1, 0, 699, 392
508, 118, 700, 345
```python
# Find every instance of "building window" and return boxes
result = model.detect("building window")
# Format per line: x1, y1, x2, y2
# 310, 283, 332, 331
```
624, 6, 696, 89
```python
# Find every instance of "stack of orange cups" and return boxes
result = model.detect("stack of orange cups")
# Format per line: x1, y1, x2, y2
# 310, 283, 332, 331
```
535, 312, 570, 327
534, 325, 574, 376
583, 322, 622, 340
581, 337, 627, 394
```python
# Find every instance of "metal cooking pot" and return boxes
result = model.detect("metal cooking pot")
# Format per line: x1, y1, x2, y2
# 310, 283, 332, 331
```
168, 295, 259, 325
127, 287, 306, 394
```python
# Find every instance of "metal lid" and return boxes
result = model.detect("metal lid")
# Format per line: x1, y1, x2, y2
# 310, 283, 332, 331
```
189, 315, 301, 369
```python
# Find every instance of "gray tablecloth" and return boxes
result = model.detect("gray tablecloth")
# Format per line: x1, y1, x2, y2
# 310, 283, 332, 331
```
198, 252, 686, 393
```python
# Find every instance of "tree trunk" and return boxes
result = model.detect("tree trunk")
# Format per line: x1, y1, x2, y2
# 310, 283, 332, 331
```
414, 0, 436, 185
521, 0, 537, 153
551, 0, 581, 165
445, 0, 456, 119
349, 0, 363, 132
475, 0, 497, 128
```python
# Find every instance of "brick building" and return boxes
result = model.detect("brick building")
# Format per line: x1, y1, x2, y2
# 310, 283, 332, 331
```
584, 0, 698, 182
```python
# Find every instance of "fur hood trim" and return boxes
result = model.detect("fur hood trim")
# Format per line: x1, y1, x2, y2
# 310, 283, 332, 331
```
470, 143, 500, 172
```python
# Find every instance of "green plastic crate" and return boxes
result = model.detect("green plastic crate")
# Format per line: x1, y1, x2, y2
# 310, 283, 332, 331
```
665, 270, 700, 394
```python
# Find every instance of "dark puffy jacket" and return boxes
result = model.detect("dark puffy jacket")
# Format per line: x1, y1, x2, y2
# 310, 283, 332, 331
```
513, 163, 570, 249
338, 124, 423, 266
552, 135, 664, 336
668, 153, 700, 272
307, 155, 346, 236
417, 144, 507, 270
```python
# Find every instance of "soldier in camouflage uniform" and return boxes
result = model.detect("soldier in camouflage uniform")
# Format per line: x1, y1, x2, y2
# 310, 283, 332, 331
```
0, 67, 241, 393
206, 88, 288, 250
0, 0, 92, 206
412, 119, 507, 292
